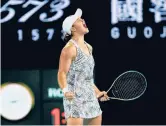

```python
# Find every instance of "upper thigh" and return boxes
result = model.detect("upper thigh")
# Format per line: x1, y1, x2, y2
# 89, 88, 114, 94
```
67, 117, 83, 126
87, 115, 102, 125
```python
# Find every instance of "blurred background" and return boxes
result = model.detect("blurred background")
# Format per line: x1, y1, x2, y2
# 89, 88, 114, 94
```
1, 0, 166, 125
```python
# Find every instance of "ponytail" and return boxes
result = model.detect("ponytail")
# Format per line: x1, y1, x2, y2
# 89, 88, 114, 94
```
61, 30, 72, 43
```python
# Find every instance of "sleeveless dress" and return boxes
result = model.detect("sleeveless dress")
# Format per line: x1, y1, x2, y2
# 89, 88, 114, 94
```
63, 39, 102, 119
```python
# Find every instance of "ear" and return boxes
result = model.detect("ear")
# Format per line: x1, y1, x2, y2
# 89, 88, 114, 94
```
71, 26, 76, 32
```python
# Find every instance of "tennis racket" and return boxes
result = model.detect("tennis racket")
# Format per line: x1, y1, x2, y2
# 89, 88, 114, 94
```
103, 70, 147, 101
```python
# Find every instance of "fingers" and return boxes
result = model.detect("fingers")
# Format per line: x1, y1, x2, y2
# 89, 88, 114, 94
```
99, 91, 110, 102
100, 97, 105, 102
104, 93, 109, 100
97, 92, 104, 98
100, 96, 110, 102
64, 92, 75, 100
97, 91, 107, 98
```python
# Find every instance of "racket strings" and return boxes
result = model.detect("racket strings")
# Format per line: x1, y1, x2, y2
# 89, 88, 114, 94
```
112, 72, 146, 100
123, 78, 141, 98
113, 76, 136, 98
113, 79, 136, 99
123, 77, 145, 99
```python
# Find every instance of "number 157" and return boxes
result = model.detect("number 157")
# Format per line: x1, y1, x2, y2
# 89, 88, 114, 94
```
17, 29, 55, 41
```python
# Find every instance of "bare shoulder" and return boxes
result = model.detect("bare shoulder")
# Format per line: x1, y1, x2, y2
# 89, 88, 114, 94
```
86, 42, 93, 51
61, 41, 76, 58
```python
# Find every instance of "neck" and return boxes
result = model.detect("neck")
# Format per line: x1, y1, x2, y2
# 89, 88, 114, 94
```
71, 34, 85, 45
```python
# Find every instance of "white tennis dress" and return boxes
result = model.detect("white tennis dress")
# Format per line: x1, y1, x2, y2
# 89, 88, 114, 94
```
63, 39, 102, 119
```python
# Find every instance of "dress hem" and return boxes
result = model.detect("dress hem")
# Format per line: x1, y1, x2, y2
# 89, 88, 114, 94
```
65, 111, 102, 120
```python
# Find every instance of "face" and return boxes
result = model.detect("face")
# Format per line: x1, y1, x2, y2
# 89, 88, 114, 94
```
72, 17, 89, 35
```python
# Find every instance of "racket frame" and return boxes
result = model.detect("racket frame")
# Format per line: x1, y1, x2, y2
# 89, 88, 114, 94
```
107, 70, 147, 101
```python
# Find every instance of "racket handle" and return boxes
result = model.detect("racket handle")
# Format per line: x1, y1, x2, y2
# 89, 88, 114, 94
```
97, 94, 111, 101
97, 94, 104, 99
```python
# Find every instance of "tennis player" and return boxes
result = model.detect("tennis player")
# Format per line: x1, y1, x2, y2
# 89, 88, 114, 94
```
58, 8, 109, 125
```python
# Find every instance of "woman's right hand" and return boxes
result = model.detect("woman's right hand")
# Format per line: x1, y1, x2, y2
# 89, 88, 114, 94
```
64, 92, 75, 100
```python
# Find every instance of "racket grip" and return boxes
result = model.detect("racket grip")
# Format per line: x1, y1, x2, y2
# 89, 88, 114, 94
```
97, 95, 106, 102
97, 94, 104, 99
97, 94, 111, 101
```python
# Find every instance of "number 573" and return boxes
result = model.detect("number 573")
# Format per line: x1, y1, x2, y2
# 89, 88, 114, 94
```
0, 0, 70, 23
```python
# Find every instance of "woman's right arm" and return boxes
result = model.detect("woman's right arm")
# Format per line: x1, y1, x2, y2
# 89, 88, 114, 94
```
57, 43, 76, 97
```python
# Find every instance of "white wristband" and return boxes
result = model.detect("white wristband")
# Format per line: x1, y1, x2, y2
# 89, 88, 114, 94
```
62, 87, 68, 94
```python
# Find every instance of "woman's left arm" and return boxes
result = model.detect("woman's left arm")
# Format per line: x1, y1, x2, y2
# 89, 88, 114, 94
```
88, 43, 110, 101
92, 84, 101, 96
92, 84, 110, 101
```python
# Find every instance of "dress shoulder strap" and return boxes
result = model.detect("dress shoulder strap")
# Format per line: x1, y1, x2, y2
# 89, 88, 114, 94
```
70, 39, 79, 48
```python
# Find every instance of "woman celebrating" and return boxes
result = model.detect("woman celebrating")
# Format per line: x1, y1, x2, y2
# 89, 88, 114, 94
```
58, 8, 109, 125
